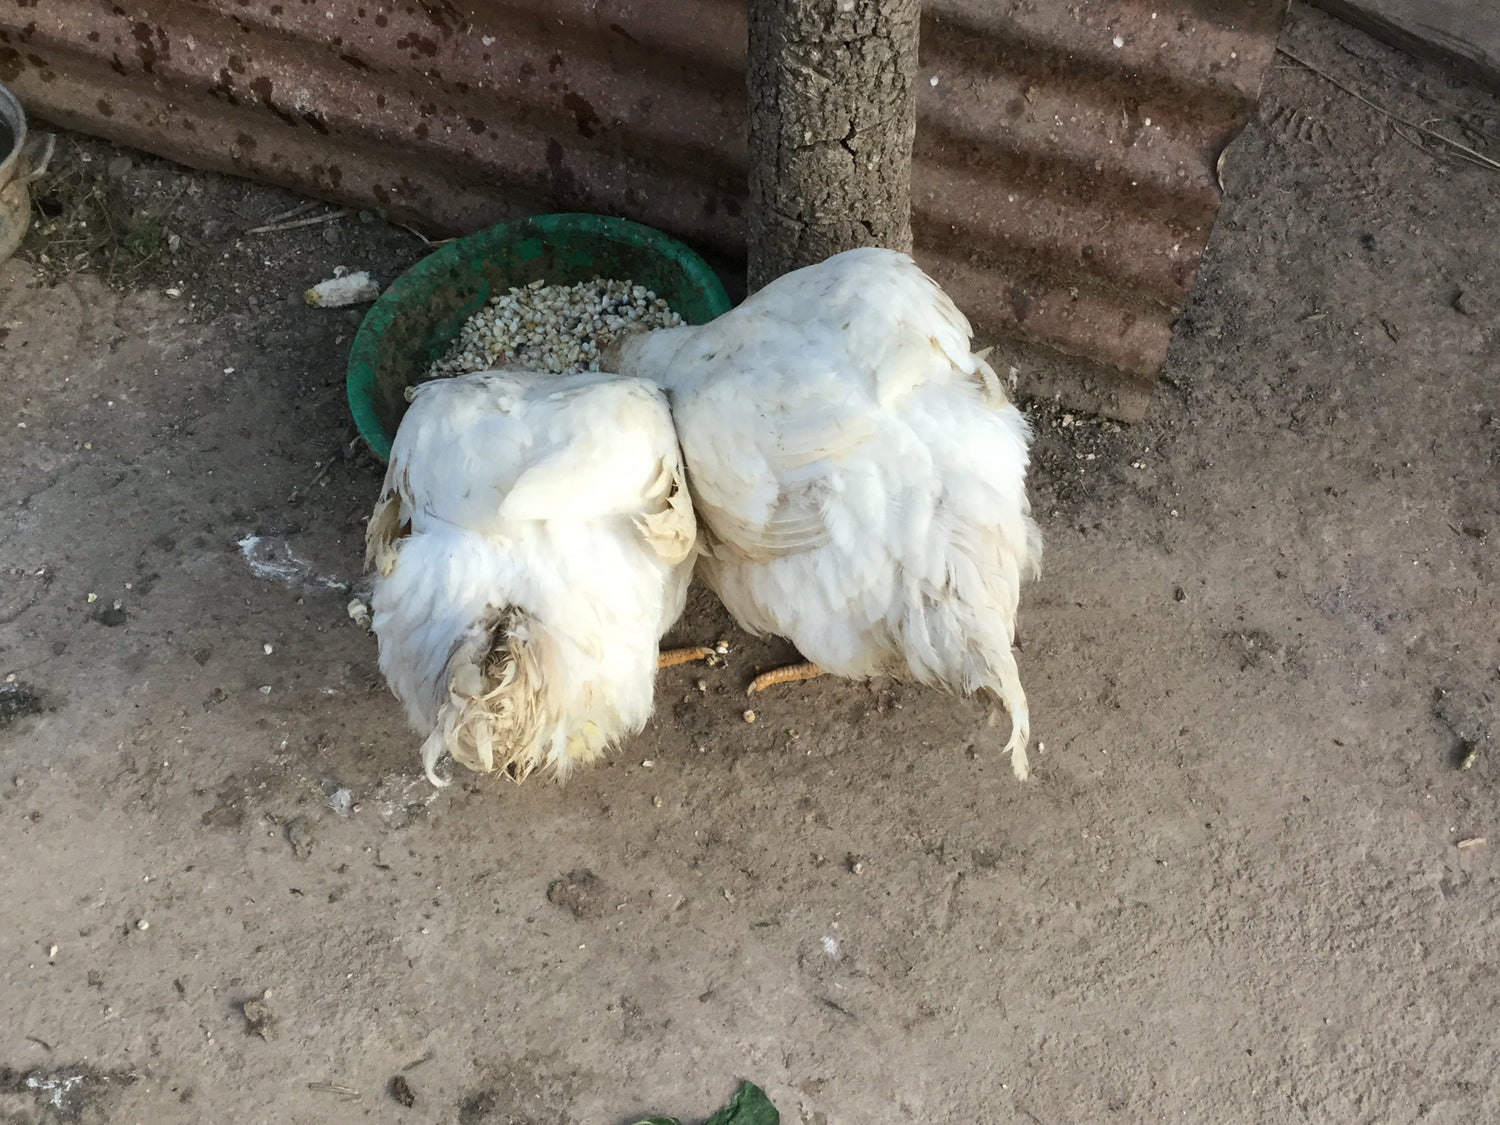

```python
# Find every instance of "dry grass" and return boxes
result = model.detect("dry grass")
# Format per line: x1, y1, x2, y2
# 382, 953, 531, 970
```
22, 150, 173, 286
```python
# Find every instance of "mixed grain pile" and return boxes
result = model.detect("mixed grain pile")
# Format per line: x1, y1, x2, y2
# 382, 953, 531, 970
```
423, 277, 683, 382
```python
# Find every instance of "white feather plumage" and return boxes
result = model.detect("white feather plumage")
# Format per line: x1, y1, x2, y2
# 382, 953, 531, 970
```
366, 369, 697, 784
612, 247, 1043, 778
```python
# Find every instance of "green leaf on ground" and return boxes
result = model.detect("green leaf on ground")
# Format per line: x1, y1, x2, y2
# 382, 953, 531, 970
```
633, 1081, 778, 1125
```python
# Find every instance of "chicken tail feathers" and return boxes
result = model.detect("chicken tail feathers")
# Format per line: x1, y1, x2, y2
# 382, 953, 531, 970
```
422, 608, 545, 786
418, 606, 622, 786
986, 649, 1032, 782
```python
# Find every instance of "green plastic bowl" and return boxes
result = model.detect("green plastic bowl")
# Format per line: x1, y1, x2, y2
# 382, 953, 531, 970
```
346, 213, 732, 462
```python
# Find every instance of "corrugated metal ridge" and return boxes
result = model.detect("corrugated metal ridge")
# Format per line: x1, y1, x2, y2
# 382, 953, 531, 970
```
16, 4, 742, 177
924, 1, 1278, 107
911, 1, 1283, 385
6, 1, 751, 248
0, 0, 1288, 419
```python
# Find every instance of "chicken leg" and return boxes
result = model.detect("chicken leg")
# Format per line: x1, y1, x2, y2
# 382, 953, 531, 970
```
658, 646, 714, 669
747, 662, 824, 694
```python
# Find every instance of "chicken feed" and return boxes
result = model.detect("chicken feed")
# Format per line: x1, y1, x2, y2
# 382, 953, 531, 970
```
421, 277, 684, 384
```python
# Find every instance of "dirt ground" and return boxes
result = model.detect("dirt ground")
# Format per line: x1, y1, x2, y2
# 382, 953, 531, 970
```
1, 7, 1497, 1123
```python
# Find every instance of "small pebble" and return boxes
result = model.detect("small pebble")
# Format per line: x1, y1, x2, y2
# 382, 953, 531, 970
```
391, 1075, 416, 1108
263, 643, 274, 655
285, 817, 315, 859
241, 991, 276, 1040
347, 598, 372, 630
135, 919, 149, 931
743, 709, 757, 723
305, 272, 380, 308
258, 685, 272, 695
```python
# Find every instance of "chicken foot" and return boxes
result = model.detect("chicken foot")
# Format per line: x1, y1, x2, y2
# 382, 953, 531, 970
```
747, 662, 824, 694
658, 646, 715, 669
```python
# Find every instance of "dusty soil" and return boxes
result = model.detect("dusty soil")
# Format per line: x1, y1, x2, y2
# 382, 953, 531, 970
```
2, 8, 1498, 1123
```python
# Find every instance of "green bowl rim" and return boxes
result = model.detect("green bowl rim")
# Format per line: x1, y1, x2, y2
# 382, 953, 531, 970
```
345, 212, 732, 463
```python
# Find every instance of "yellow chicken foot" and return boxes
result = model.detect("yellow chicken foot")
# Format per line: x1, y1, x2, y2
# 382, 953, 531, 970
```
747, 662, 825, 695
657, 646, 715, 669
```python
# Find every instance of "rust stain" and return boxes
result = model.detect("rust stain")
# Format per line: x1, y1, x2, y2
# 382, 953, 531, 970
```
561, 91, 599, 139
0, 0, 1287, 419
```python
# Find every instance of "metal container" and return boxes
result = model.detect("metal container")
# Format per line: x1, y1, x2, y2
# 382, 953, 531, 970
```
0, 83, 53, 265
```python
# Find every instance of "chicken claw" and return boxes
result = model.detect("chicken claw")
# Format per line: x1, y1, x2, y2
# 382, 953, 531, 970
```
746, 662, 824, 694
658, 646, 715, 669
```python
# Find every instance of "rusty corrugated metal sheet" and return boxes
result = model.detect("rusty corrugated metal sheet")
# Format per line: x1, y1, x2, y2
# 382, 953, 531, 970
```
0, 0, 1285, 419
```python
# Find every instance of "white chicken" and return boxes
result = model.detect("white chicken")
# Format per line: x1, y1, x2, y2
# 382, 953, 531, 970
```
365, 369, 699, 785
607, 247, 1044, 779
